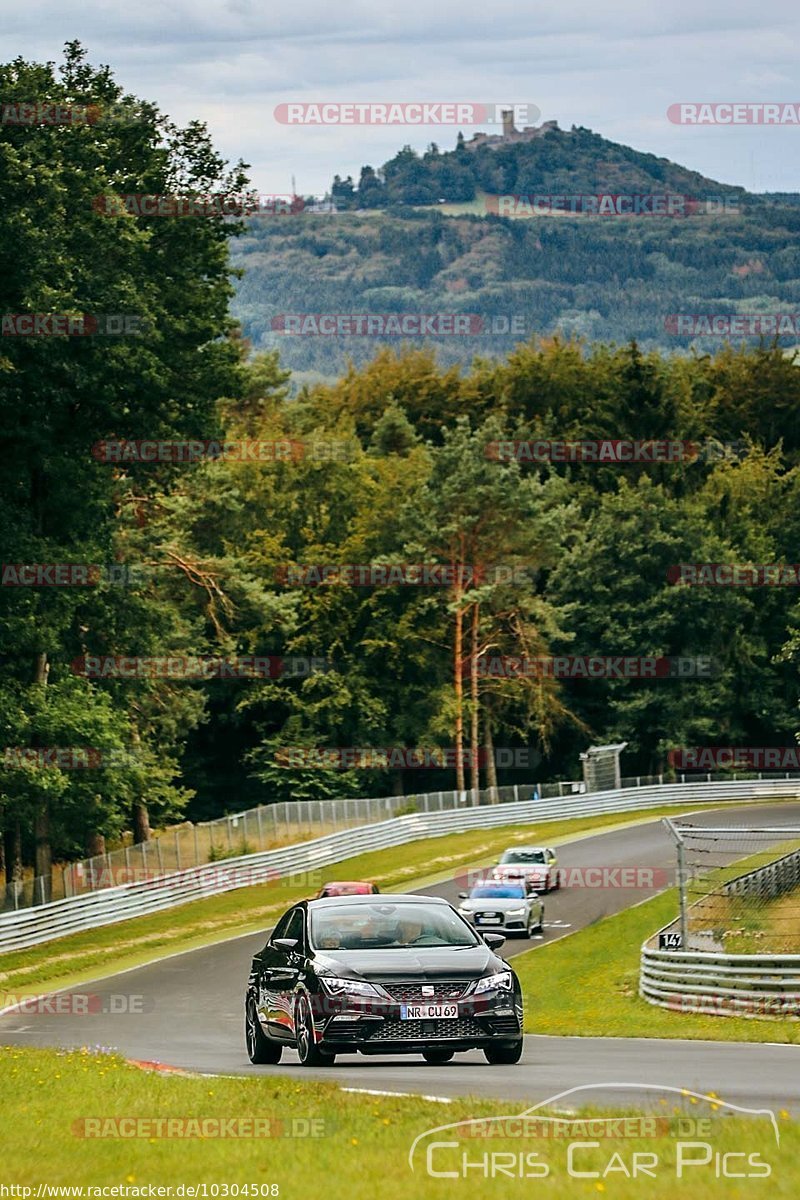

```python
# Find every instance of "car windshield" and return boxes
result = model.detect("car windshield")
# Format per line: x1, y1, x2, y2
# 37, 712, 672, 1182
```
321, 883, 369, 896
309, 902, 479, 950
470, 885, 526, 899
501, 849, 547, 864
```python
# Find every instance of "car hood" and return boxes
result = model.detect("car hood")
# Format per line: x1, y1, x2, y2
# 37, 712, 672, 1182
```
494, 863, 547, 875
312, 944, 504, 981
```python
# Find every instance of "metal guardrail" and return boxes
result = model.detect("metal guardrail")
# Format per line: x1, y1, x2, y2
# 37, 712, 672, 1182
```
2, 776, 799, 955
641, 840, 800, 1017
8, 780, 586, 910
725, 847, 800, 901
640, 946, 800, 1017
8, 769, 797, 910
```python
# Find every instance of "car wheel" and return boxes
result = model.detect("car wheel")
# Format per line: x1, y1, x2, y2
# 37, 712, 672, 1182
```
245, 996, 282, 1065
422, 1047, 455, 1065
534, 907, 544, 934
295, 995, 336, 1067
484, 1039, 524, 1065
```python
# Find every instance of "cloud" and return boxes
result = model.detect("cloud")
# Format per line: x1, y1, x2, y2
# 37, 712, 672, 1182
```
4, 0, 800, 193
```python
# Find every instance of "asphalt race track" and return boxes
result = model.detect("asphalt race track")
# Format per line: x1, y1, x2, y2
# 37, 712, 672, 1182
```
2, 801, 800, 1110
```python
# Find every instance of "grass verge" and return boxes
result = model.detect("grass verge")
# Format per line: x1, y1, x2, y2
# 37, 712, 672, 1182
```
515, 886, 800, 1042
0, 801, 748, 1000
0, 1047, 795, 1198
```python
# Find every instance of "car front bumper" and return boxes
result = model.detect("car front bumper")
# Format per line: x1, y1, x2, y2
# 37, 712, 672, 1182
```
310, 989, 523, 1053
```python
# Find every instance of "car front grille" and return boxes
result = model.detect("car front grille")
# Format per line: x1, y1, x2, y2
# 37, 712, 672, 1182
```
368, 1016, 483, 1041
380, 980, 470, 1003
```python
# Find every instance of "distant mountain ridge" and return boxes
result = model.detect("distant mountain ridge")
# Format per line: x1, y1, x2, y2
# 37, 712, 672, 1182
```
328, 120, 749, 211
230, 123, 799, 383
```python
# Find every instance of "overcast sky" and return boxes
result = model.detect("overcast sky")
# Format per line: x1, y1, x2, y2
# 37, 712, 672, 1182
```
3, 0, 799, 195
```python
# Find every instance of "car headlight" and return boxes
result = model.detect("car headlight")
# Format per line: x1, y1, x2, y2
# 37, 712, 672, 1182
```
505, 907, 526, 916
474, 971, 513, 995
318, 976, 385, 999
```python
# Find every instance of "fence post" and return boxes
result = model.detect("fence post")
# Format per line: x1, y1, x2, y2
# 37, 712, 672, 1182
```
175, 829, 181, 872
257, 806, 264, 849
193, 824, 200, 867
667, 821, 690, 950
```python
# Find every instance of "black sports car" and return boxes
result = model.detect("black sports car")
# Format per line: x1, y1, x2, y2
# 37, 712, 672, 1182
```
245, 893, 524, 1066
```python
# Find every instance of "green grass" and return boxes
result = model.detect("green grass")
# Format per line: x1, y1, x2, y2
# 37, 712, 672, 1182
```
0, 1048, 795, 1198
514, 886, 800, 1042
684, 840, 800, 953
0, 802, 751, 1001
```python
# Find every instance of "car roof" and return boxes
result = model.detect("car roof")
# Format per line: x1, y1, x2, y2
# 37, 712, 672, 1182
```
504, 845, 548, 852
308, 893, 448, 908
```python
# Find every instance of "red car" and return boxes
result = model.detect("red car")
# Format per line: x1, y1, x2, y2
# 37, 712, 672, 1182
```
315, 880, 380, 898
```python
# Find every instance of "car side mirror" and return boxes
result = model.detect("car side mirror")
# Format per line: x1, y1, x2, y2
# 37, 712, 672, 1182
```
527, 891, 539, 899
458, 891, 469, 899
483, 931, 506, 949
272, 937, 299, 952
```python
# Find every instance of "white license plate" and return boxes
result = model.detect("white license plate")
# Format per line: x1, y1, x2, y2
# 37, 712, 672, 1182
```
476, 915, 502, 924
400, 1003, 458, 1020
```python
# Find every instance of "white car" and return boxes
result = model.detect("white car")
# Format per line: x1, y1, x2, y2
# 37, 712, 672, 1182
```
491, 846, 559, 893
458, 881, 544, 937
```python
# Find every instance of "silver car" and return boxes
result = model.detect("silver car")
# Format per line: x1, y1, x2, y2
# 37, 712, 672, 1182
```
491, 846, 559, 893
457, 881, 544, 937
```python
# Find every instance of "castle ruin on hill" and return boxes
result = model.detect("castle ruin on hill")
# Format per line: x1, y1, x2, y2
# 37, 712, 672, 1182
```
464, 111, 559, 150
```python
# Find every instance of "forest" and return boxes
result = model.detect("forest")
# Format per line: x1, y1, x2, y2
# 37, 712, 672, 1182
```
2, 46, 800, 891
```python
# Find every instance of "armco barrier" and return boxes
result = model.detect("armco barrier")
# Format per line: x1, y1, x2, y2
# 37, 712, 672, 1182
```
640, 945, 800, 1017
640, 840, 800, 1017
2, 777, 799, 954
